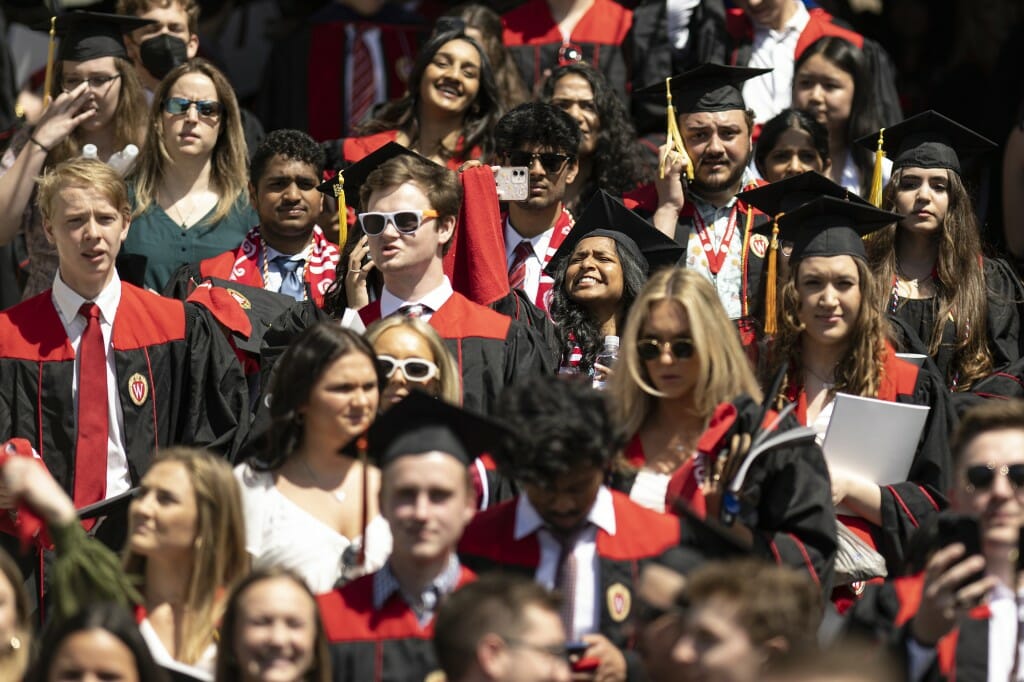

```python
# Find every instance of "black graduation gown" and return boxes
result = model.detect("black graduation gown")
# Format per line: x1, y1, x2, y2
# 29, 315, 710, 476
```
889, 257, 1024, 390
0, 284, 250, 543
359, 293, 555, 415
317, 565, 475, 682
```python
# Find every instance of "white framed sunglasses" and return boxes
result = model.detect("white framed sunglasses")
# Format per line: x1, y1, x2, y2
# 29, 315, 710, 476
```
377, 355, 439, 383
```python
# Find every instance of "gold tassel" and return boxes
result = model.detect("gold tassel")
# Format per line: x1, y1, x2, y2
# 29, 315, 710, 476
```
661, 77, 693, 181
335, 175, 347, 247
764, 215, 782, 336
868, 127, 886, 207
42, 17, 56, 109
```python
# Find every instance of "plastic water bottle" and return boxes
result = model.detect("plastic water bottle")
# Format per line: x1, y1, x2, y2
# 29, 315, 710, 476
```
107, 144, 139, 176
81, 144, 99, 160
592, 335, 619, 390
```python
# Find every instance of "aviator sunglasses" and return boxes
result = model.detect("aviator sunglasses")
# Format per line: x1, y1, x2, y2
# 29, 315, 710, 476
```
964, 463, 1024, 492
505, 151, 573, 174
377, 355, 439, 383
636, 337, 696, 361
358, 210, 439, 236
164, 97, 223, 117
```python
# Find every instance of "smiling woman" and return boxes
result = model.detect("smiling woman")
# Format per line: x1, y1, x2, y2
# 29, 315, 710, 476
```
119, 59, 255, 291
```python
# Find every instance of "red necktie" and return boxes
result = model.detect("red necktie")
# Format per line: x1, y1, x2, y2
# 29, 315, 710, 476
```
74, 303, 108, 512
508, 240, 534, 291
349, 27, 375, 130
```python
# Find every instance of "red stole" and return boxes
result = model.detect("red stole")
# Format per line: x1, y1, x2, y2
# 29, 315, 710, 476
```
502, 206, 574, 313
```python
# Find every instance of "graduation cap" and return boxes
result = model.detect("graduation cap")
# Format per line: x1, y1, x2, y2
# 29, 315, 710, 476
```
367, 389, 509, 468
319, 142, 439, 212
40, 11, 155, 62
634, 64, 771, 114
736, 172, 873, 334
770, 196, 900, 263
544, 190, 683, 279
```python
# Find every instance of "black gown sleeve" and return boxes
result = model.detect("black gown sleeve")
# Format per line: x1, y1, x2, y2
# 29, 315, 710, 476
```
161, 262, 203, 301
503, 317, 558, 381
983, 256, 1024, 371
879, 363, 954, 571
489, 289, 561, 361
180, 302, 251, 462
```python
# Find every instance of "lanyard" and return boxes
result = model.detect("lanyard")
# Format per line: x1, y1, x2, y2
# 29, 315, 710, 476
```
693, 204, 740, 275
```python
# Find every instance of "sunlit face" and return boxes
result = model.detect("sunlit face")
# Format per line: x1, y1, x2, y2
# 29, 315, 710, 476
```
128, 460, 198, 561
564, 236, 625, 310
795, 256, 862, 349
489, 604, 572, 682
163, 72, 221, 160
952, 429, 1024, 549
672, 596, 764, 682
372, 326, 441, 406
680, 110, 752, 197
381, 453, 475, 565
48, 629, 140, 682
43, 185, 129, 300
365, 181, 454, 276
301, 353, 379, 450
61, 57, 122, 132
892, 167, 950, 236
640, 299, 699, 399
759, 127, 829, 182
420, 39, 482, 118
234, 577, 318, 682
521, 466, 604, 532
550, 73, 600, 156
792, 54, 854, 134
126, 1, 199, 66
250, 155, 324, 246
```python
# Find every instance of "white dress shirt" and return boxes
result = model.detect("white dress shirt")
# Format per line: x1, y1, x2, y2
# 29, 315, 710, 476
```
51, 272, 131, 499
504, 217, 555, 305
742, 1, 810, 123
667, 0, 702, 51
379, 276, 454, 322
513, 486, 618, 641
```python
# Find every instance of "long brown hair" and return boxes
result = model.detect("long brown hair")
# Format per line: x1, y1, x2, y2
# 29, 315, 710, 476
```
123, 447, 249, 665
868, 168, 992, 389
765, 256, 890, 404
47, 57, 146, 166
130, 59, 249, 223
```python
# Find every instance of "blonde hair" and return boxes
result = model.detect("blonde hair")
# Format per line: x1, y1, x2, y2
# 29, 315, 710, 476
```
609, 268, 763, 437
36, 157, 131, 223
130, 59, 249, 224
364, 316, 462, 405
766, 256, 889, 403
48, 57, 147, 166
123, 447, 249, 665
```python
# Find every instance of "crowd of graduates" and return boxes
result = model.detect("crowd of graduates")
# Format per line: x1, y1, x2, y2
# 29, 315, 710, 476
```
0, 0, 1023, 680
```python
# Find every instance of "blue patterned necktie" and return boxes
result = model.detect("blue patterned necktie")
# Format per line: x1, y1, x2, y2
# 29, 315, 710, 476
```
274, 255, 305, 301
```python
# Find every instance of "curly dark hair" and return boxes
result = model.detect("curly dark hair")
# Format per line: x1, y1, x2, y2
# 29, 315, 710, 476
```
541, 63, 651, 197
250, 128, 326, 186
494, 376, 625, 485
494, 101, 582, 157
549, 237, 648, 373
357, 29, 502, 161
258, 323, 384, 470
754, 108, 831, 178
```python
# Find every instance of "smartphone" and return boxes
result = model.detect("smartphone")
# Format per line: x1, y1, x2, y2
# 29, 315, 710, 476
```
495, 166, 529, 201
937, 513, 985, 588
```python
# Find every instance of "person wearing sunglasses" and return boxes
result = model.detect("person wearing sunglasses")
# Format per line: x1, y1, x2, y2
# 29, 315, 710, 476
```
760, 197, 956, 604
120, 58, 257, 292
494, 102, 580, 315
0, 11, 149, 301
606, 267, 836, 590
365, 315, 461, 407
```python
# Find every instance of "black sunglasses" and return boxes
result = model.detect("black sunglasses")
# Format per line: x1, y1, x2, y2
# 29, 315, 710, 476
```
164, 97, 223, 118
636, 337, 696, 361
506, 151, 573, 174
965, 463, 1024, 491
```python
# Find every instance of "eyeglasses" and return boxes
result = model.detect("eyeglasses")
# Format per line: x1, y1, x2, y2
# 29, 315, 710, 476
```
163, 97, 224, 118
557, 42, 584, 66
62, 74, 120, 91
505, 151, 573, 174
505, 638, 571, 662
358, 210, 439, 236
636, 337, 696, 361
377, 355, 439, 383
965, 463, 1024, 492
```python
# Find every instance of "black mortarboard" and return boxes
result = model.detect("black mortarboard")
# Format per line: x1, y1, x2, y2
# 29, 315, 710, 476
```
634, 63, 771, 113
319, 142, 438, 210
544, 191, 684, 278
41, 12, 155, 62
737, 171, 871, 218
770, 196, 901, 262
854, 110, 997, 175
368, 390, 508, 467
